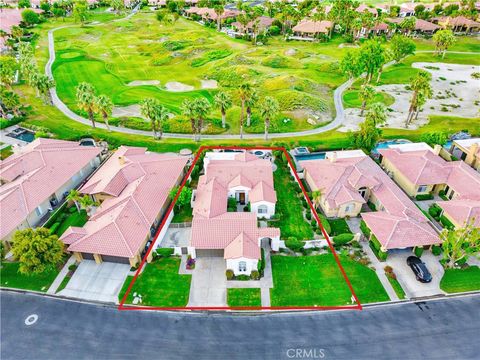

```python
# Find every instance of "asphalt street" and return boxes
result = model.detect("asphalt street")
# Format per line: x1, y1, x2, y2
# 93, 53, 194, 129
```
1, 291, 479, 360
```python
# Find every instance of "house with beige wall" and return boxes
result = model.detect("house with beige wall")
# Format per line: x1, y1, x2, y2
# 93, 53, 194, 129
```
60, 146, 188, 267
0, 138, 102, 245
449, 138, 480, 172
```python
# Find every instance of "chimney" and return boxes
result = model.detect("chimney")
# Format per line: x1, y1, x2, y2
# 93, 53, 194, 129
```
118, 156, 125, 165
433, 144, 442, 156
329, 151, 337, 163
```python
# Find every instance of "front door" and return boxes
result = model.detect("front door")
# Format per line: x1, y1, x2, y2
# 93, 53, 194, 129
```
239, 192, 246, 205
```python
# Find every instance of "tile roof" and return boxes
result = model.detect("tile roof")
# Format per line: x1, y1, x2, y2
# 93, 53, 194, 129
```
292, 20, 333, 34
232, 16, 274, 31
437, 199, 480, 228
301, 153, 439, 249
0, 139, 101, 239
61, 147, 188, 258
0, 8, 43, 34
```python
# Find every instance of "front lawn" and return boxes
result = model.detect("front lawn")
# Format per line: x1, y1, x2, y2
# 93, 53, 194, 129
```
55, 209, 89, 236
440, 266, 480, 293
227, 288, 262, 307
273, 158, 313, 240
270, 254, 389, 306
172, 205, 193, 223
0, 262, 60, 292
118, 257, 191, 307
387, 276, 406, 300
328, 218, 352, 236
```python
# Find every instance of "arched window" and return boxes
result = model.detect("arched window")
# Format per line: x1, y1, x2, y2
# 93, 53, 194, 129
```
258, 205, 268, 214
239, 261, 247, 272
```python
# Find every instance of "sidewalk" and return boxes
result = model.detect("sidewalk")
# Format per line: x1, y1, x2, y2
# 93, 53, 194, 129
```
47, 256, 76, 294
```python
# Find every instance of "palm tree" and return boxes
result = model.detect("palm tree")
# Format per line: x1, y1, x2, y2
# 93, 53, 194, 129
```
94, 94, 113, 131
213, 5, 224, 31
214, 91, 232, 128
79, 195, 97, 216
34, 74, 55, 105
311, 189, 324, 209
359, 84, 375, 116
191, 97, 211, 142
76, 82, 97, 128
181, 99, 197, 141
259, 96, 279, 140
406, 72, 432, 127
365, 102, 387, 126
238, 83, 253, 139
245, 89, 258, 127
0, 90, 21, 117
140, 98, 169, 139
66, 189, 81, 212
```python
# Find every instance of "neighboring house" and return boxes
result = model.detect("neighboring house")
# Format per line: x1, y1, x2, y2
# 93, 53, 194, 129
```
379, 142, 480, 228
0, 138, 102, 244
300, 150, 440, 252
387, 17, 440, 35
189, 151, 280, 276
291, 20, 333, 40
60, 146, 188, 267
184, 7, 239, 23
356, 22, 391, 39
355, 4, 379, 17
449, 138, 480, 171
231, 16, 274, 35
0, 8, 43, 52
433, 16, 480, 33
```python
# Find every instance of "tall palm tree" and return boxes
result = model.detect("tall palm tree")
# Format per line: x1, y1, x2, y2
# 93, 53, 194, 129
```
34, 74, 55, 105
213, 5, 224, 31
365, 102, 387, 126
94, 94, 113, 131
0, 90, 21, 117
79, 195, 97, 216
359, 84, 375, 116
191, 97, 211, 142
311, 189, 324, 209
406, 71, 432, 127
181, 98, 197, 141
259, 96, 279, 140
140, 98, 166, 139
245, 89, 258, 127
66, 189, 81, 212
76, 82, 97, 128
237, 83, 253, 139
214, 91, 232, 128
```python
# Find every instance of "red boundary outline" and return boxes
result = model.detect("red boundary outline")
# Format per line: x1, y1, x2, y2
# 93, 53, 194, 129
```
118, 146, 363, 311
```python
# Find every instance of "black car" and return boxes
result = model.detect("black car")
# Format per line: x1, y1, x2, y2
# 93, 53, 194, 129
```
407, 256, 432, 283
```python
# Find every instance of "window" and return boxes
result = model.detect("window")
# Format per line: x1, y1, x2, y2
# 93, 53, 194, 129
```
258, 205, 268, 214
239, 261, 247, 272
417, 185, 428, 193
344, 204, 352, 213
35, 206, 43, 216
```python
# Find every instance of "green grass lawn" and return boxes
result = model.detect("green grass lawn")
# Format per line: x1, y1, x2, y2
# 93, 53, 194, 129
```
54, 209, 89, 236
118, 257, 191, 307
270, 254, 389, 306
0, 262, 60, 292
227, 288, 262, 307
342, 89, 395, 109
387, 276, 406, 300
172, 205, 193, 223
440, 266, 480, 293
0, 145, 13, 160
328, 218, 352, 236
273, 159, 313, 240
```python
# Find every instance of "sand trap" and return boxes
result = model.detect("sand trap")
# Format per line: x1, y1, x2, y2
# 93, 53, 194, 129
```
112, 104, 142, 118
340, 62, 480, 132
285, 48, 297, 56
201, 80, 218, 89
165, 82, 194, 92
127, 80, 160, 86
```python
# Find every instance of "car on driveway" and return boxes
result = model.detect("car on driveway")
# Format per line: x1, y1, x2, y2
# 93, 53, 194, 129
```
407, 256, 432, 283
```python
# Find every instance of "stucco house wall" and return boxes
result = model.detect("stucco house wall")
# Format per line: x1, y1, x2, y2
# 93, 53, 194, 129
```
251, 200, 275, 219
226, 257, 258, 276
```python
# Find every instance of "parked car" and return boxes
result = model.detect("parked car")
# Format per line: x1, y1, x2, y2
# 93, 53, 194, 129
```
407, 256, 432, 283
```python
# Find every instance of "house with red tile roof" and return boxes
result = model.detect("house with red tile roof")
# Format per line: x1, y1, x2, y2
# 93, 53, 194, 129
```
0, 139, 102, 243
189, 151, 280, 276
291, 20, 333, 40
449, 138, 480, 171
60, 146, 189, 266
379, 143, 480, 229
387, 17, 440, 34
300, 150, 440, 251
0, 8, 43, 51
433, 16, 480, 33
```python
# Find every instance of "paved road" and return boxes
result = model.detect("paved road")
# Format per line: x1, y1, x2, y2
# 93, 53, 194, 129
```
2, 291, 479, 360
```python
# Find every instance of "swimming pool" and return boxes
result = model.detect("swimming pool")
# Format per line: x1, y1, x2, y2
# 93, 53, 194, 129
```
373, 139, 411, 154
294, 152, 326, 161
6, 128, 35, 143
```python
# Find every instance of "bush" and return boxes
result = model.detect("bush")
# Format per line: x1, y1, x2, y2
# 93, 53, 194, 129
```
333, 233, 354, 246
250, 270, 260, 280
428, 204, 442, 219
438, 190, 448, 200
68, 264, 77, 272
384, 265, 393, 273
156, 248, 174, 257
440, 215, 455, 230
68, 206, 77, 213
414, 246, 424, 257
369, 236, 388, 261
285, 237, 304, 252
360, 220, 371, 237
318, 214, 331, 235
367, 201, 376, 211
49, 222, 61, 234
455, 257, 467, 266
227, 197, 237, 212
305, 211, 312, 220
257, 249, 265, 273
226, 269, 234, 280
432, 245, 442, 256
268, 25, 281, 36
415, 193, 434, 201
236, 275, 250, 281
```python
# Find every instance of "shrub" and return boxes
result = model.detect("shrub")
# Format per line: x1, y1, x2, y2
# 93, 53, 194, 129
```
455, 257, 467, 266
318, 214, 331, 235
333, 233, 354, 246
367, 201, 376, 211
68, 206, 77, 213
49, 222, 61, 234
360, 220, 371, 237
186, 255, 195, 269
384, 265, 393, 273
440, 215, 455, 229
285, 237, 304, 252
68, 264, 77, 272
236, 275, 250, 281
305, 212, 312, 220
226, 269, 234, 280
415, 193, 434, 201
432, 245, 442, 256
268, 25, 281, 36
250, 270, 260, 280
369, 236, 388, 261
428, 204, 442, 219
156, 248, 174, 257
414, 246, 424, 257
227, 197, 237, 212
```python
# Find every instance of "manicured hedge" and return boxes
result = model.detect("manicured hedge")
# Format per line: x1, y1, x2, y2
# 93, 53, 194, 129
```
440, 215, 455, 230
285, 237, 304, 252
360, 220, 371, 237
317, 214, 331, 235
48, 222, 61, 235
156, 248, 174, 257
369, 235, 388, 261
428, 204, 442, 220
414, 246, 424, 257
415, 193, 434, 201
432, 245, 442, 256
333, 233, 354, 245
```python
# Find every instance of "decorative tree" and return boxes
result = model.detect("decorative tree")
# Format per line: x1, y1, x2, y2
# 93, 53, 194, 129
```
11, 228, 64, 274
359, 84, 376, 116
76, 82, 97, 128
432, 29, 456, 58
238, 82, 253, 138
66, 189, 82, 212
0, 56, 19, 89
94, 94, 113, 131
365, 102, 387, 126
406, 71, 432, 127
441, 220, 480, 269
390, 34, 416, 63
73, 0, 89, 26
350, 118, 383, 153
140, 98, 169, 139
214, 91, 232, 128
259, 96, 279, 140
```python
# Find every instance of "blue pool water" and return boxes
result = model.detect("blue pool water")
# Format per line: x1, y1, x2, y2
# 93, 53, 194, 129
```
295, 152, 326, 161
373, 140, 411, 154
6, 129, 35, 143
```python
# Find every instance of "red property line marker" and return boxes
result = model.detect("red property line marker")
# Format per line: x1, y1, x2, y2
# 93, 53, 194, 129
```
118, 146, 362, 311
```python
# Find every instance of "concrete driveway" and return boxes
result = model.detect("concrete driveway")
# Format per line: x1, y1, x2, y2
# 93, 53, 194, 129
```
58, 260, 131, 303
187, 257, 226, 307
159, 227, 191, 248
386, 250, 445, 299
